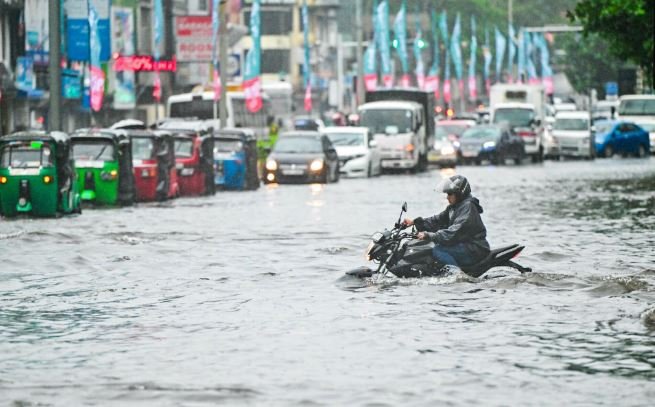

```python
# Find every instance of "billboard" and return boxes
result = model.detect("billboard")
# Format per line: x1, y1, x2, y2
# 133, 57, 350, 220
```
66, 0, 111, 62
175, 16, 213, 61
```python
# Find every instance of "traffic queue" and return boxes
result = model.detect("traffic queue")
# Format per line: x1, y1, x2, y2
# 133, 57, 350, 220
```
0, 120, 260, 218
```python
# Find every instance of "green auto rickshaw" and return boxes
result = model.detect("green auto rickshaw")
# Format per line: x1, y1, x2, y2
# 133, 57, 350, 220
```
71, 129, 135, 206
0, 131, 81, 217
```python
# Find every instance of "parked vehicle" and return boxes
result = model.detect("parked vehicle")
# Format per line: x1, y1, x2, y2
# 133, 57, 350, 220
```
489, 84, 546, 162
0, 131, 81, 217
633, 120, 655, 154
321, 126, 382, 177
551, 111, 594, 159
212, 128, 260, 190
71, 129, 135, 206
427, 126, 457, 168
293, 116, 325, 131
156, 122, 216, 197
358, 89, 435, 172
617, 94, 655, 122
129, 130, 179, 201
594, 120, 650, 158
592, 100, 619, 121
264, 131, 339, 184
458, 124, 525, 165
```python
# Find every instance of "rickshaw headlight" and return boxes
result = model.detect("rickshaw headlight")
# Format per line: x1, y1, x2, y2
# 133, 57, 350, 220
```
0, 176, 7, 184
265, 160, 277, 171
310, 159, 324, 172
180, 167, 195, 176
101, 170, 118, 181
141, 169, 154, 178
42, 175, 52, 184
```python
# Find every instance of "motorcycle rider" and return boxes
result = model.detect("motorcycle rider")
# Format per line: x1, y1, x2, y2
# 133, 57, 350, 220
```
401, 175, 490, 267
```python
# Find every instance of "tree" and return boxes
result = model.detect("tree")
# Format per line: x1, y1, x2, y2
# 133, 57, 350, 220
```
567, 0, 654, 89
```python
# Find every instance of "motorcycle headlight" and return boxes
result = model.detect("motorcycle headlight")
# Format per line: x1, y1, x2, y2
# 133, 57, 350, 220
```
310, 159, 324, 172
265, 159, 278, 171
365, 241, 375, 260
371, 232, 384, 243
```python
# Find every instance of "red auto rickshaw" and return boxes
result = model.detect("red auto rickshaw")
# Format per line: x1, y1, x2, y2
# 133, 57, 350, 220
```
156, 121, 216, 197
128, 129, 179, 202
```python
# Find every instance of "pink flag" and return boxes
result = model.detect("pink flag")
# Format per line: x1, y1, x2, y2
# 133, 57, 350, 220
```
90, 66, 105, 112
468, 76, 477, 101
383, 74, 394, 88
444, 79, 451, 104
153, 75, 162, 102
364, 74, 377, 91
213, 67, 222, 101
401, 74, 411, 88
304, 84, 312, 112
244, 76, 262, 113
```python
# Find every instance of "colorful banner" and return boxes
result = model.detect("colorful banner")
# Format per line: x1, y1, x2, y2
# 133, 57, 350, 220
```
483, 28, 492, 94
526, 32, 539, 85
66, 0, 111, 62
24, 0, 49, 65
89, 3, 105, 112
494, 27, 506, 83
153, 0, 164, 102
175, 16, 213, 61
444, 49, 451, 104
412, 13, 425, 89
111, 6, 136, 109
425, 9, 440, 100
376, 0, 393, 88
393, 1, 409, 86
507, 24, 516, 82
302, 0, 312, 112
537, 33, 554, 94
517, 29, 525, 83
450, 13, 463, 94
364, 1, 378, 91
467, 15, 477, 101
211, 0, 221, 101
243, 0, 262, 112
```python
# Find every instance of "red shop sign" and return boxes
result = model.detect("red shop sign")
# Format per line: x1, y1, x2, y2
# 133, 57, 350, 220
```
113, 55, 177, 72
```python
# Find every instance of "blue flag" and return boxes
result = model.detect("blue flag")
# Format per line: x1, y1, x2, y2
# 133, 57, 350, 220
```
393, 0, 408, 74
494, 27, 506, 82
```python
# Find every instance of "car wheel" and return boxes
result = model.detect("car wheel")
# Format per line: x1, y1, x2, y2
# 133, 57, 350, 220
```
604, 145, 614, 158
367, 162, 372, 177
637, 145, 647, 158
334, 164, 340, 182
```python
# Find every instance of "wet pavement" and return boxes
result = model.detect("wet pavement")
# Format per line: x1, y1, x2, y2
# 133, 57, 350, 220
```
1, 157, 654, 406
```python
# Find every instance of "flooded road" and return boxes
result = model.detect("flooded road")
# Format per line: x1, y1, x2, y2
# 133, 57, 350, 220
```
1, 158, 654, 406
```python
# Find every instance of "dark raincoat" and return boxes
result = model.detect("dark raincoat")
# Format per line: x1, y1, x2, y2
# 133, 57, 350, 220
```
414, 195, 491, 263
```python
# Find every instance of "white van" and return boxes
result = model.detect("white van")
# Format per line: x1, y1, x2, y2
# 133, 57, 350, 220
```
551, 111, 593, 158
617, 94, 655, 122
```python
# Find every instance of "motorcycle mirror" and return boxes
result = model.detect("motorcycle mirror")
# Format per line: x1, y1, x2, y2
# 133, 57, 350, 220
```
402, 202, 407, 212
396, 202, 408, 228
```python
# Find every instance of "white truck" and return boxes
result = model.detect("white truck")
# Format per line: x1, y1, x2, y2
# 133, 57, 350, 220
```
489, 84, 546, 162
358, 90, 435, 172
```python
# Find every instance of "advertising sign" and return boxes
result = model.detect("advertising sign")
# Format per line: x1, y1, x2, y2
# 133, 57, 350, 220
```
175, 16, 213, 61
25, 0, 49, 65
111, 6, 136, 109
66, 0, 111, 62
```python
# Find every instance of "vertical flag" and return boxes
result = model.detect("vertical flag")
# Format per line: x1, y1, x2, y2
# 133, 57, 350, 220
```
244, 0, 262, 112
364, 0, 378, 91
393, 1, 409, 87
467, 16, 477, 101
439, 11, 450, 103
211, 0, 221, 101
152, 0, 164, 102
483, 28, 492, 94
412, 5, 425, 89
377, 0, 393, 88
450, 13, 463, 96
88, 1, 104, 112
526, 32, 538, 85
425, 9, 440, 100
302, 0, 312, 112
494, 27, 506, 83
507, 24, 516, 82
517, 28, 525, 83
538, 33, 554, 95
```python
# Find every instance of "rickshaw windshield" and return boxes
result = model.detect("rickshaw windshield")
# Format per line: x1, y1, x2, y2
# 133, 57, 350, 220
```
214, 140, 244, 155
73, 141, 115, 161
174, 139, 194, 158
0, 143, 53, 168
131, 137, 155, 160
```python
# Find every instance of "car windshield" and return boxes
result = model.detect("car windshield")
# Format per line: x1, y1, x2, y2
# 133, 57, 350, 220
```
554, 118, 589, 131
0, 143, 53, 168
326, 133, 365, 146
594, 122, 614, 134
493, 108, 535, 127
174, 138, 194, 158
637, 123, 655, 132
132, 137, 155, 160
360, 109, 413, 134
294, 119, 321, 131
437, 124, 470, 137
274, 136, 323, 153
73, 141, 115, 161
214, 140, 244, 154
461, 127, 500, 140
618, 99, 655, 116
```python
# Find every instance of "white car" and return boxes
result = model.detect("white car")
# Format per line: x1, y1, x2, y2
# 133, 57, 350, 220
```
552, 111, 593, 158
634, 119, 655, 154
321, 127, 382, 177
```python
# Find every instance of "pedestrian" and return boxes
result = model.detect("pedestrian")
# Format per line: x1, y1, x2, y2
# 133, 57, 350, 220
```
401, 175, 490, 268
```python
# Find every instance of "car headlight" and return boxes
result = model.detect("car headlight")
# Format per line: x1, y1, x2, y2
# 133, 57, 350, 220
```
310, 159, 324, 172
440, 145, 455, 155
265, 159, 277, 171
483, 141, 496, 149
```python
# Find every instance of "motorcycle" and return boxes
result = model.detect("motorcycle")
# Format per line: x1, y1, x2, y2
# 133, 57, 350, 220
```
346, 203, 532, 279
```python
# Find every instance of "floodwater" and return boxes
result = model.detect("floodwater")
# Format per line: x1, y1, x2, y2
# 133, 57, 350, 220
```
1, 158, 654, 406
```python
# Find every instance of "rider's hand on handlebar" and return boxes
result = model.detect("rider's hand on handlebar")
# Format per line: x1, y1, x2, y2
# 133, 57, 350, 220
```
417, 232, 428, 240
401, 218, 414, 228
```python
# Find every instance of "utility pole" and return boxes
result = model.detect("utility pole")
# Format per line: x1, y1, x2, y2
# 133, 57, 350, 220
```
355, 0, 364, 107
48, 0, 62, 131
219, 1, 228, 129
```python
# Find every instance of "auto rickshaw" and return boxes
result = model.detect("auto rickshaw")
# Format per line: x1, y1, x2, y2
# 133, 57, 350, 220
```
212, 128, 260, 190
0, 131, 81, 217
128, 129, 179, 202
156, 121, 216, 197
71, 129, 135, 206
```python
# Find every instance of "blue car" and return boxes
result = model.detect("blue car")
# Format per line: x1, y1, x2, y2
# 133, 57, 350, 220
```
212, 129, 260, 190
594, 120, 650, 158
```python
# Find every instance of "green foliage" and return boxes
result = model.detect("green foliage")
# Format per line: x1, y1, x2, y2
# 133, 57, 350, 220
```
567, 0, 654, 88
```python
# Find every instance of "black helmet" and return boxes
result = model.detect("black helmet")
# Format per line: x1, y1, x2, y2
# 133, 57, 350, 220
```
441, 175, 471, 199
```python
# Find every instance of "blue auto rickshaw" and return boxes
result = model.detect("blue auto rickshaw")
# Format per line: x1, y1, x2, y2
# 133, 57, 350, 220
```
212, 128, 260, 190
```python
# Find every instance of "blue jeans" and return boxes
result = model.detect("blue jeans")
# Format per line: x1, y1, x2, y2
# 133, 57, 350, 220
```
432, 243, 478, 267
